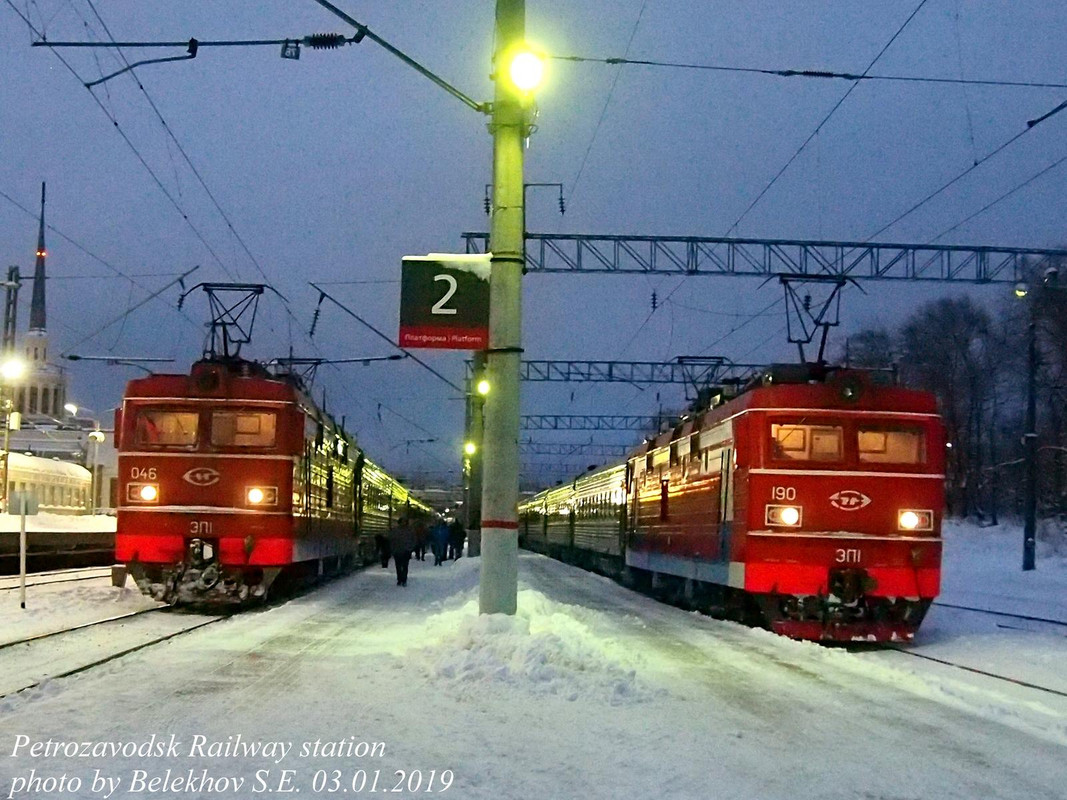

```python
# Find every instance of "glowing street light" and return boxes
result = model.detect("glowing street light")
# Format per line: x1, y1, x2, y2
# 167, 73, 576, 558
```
476, 379, 491, 396
507, 48, 545, 93
1, 358, 25, 382
64, 402, 78, 416
464, 441, 477, 456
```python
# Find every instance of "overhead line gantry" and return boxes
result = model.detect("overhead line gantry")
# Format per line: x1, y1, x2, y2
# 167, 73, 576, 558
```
462, 232, 1067, 283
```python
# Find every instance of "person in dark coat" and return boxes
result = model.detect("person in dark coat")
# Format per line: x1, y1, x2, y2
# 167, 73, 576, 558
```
431, 520, 449, 566
448, 519, 465, 560
414, 519, 428, 562
388, 517, 417, 586
374, 532, 391, 568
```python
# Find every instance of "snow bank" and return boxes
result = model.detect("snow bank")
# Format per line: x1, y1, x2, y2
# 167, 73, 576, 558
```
420, 589, 661, 705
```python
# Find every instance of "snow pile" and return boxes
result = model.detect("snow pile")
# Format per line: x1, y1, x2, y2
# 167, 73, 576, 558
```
420, 589, 661, 705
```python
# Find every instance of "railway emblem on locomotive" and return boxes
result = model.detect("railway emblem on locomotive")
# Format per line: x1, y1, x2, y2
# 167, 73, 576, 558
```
183, 467, 220, 487
829, 490, 871, 511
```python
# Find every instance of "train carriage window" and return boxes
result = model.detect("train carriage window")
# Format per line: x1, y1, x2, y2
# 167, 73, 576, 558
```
211, 411, 277, 447
134, 409, 199, 447
859, 426, 925, 464
771, 423, 843, 462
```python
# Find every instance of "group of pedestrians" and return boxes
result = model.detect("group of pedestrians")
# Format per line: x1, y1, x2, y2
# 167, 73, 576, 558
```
376, 517, 466, 587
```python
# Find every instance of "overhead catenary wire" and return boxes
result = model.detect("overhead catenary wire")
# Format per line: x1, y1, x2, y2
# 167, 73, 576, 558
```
553, 55, 1067, 92
569, 0, 647, 201
929, 151, 1067, 243
860, 95, 1067, 243
308, 284, 465, 395
5, 0, 239, 284
720, 0, 931, 239
59, 266, 200, 356
631, 0, 930, 351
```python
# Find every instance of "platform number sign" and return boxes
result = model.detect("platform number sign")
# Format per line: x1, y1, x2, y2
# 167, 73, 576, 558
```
399, 254, 491, 349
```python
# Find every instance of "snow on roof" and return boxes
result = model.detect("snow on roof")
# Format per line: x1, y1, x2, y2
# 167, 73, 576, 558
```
7, 452, 91, 480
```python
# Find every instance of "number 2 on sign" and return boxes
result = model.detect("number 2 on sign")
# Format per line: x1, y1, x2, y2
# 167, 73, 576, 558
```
431, 274, 458, 315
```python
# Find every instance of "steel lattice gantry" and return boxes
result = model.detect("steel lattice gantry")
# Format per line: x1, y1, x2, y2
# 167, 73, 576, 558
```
520, 442, 632, 457
521, 414, 675, 431
468, 358, 760, 385
462, 232, 1067, 283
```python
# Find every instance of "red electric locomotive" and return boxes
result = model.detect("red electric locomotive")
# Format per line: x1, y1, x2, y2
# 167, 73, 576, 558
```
520, 365, 945, 642
115, 357, 423, 604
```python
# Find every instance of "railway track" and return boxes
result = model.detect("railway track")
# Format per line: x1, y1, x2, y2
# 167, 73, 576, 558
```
888, 645, 1067, 699
0, 566, 111, 591
0, 608, 230, 700
0, 606, 165, 651
931, 600, 1067, 629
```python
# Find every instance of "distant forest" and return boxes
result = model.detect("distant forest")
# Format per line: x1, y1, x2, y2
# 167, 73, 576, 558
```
841, 260, 1067, 528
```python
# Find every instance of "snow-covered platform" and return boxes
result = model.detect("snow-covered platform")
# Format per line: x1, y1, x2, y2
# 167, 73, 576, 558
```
1, 521, 1065, 799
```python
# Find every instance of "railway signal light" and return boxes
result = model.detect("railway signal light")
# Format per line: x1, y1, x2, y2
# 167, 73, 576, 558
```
464, 441, 477, 456
476, 379, 491, 396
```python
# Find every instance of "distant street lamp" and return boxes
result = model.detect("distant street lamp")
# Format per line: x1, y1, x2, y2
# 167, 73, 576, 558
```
65, 402, 106, 512
87, 430, 106, 513
1016, 266, 1065, 571
1, 356, 26, 513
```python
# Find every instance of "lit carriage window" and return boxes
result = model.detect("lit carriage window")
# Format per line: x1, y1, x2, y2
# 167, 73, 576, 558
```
211, 411, 277, 447
858, 426, 925, 464
133, 409, 199, 446
771, 423, 843, 462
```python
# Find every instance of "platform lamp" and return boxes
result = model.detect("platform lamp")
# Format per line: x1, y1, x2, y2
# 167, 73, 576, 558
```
1, 357, 26, 513
65, 403, 105, 513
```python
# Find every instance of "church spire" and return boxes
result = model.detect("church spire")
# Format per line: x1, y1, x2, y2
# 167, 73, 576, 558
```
29, 182, 47, 332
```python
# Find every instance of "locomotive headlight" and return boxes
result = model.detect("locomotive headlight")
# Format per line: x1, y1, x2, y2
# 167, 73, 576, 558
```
898, 509, 933, 531
766, 504, 802, 527
127, 483, 159, 503
245, 486, 278, 506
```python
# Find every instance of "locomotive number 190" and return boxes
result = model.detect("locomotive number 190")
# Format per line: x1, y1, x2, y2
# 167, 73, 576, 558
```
771, 486, 796, 501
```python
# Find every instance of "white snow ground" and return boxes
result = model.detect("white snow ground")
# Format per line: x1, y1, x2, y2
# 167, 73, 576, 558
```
0, 519, 1064, 800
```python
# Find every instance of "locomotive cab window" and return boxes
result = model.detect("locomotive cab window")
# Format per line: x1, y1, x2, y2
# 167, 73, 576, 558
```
211, 410, 277, 448
771, 423, 843, 462
858, 426, 925, 464
133, 409, 199, 447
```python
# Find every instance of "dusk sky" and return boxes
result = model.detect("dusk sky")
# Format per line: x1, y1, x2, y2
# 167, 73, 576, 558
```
2, 1, 1065, 488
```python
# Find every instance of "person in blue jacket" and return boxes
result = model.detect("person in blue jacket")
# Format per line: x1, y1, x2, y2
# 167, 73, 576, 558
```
431, 519, 450, 566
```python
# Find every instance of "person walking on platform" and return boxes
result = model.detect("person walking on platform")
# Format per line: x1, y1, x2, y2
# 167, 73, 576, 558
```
448, 519, 465, 560
375, 532, 391, 568
389, 517, 416, 586
414, 519, 428, 562
431, 519, 449, 566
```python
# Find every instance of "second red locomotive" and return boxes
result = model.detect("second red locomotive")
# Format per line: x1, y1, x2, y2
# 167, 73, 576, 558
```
520, 365, 945, 642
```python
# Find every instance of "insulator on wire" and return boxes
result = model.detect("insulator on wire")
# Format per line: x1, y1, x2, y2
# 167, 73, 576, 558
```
651, 290, 658, 312
558, 193, 566, 215
309, 292, 325, 338
483, 194, 491, 216
305, 33, 347, 50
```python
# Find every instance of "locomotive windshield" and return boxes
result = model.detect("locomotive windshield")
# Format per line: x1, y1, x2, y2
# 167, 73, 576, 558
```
771, 423, 844, 462
858, 425, 925, 464
133, 409, 199, 447
211, 410, 277, 447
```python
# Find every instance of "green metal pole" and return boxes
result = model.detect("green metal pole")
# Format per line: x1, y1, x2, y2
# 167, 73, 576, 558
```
480, 0, 525, 614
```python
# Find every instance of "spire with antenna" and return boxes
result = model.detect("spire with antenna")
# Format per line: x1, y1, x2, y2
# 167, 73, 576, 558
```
29, 182, 47, 332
